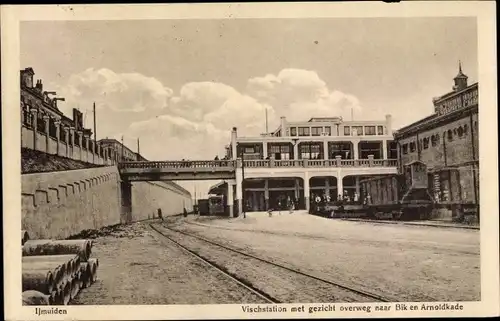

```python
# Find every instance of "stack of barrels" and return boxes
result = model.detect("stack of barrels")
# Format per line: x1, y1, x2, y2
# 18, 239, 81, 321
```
21, 230, 99, 305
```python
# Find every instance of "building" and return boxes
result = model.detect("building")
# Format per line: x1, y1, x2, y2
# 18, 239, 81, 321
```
98, 138, 145, 162
20, 68, 113, 164
212, 114, 398, 215
20, 67, 144, 165
394, 63, 479, 221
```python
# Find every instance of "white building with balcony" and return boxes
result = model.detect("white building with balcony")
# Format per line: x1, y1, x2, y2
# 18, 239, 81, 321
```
212, 115, 398, 216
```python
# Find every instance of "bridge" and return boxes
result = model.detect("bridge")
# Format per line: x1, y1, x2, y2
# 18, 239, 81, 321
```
117, 157, 399, 181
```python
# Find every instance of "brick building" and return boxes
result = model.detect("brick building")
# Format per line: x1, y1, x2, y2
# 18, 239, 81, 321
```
394, 63, 479, 221
98, 138, 145, 163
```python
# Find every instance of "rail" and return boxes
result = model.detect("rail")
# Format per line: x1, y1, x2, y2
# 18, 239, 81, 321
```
119, 159, 398, 169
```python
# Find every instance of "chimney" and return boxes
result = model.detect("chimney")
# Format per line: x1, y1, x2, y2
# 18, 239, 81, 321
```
231, 127, 238, 160
35, 79, 43, 92
280, 116, 287, 137
385, 114, 392, 136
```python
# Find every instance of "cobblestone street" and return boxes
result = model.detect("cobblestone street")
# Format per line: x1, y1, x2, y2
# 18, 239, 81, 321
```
72, 212, 480, 304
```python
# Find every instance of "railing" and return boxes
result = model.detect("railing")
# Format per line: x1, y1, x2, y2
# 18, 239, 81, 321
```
119, 159, 399, 170
118, 160, 237, 169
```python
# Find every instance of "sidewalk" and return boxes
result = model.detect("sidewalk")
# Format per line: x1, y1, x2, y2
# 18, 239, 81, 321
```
341, 218, 479, 230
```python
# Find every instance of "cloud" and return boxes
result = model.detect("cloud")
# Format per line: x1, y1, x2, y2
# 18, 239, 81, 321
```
247, 68, 365, 122
52, 67, 371, 161
127, 115, 230, 160
55, 68, 173, 115
168, 82, 273, 136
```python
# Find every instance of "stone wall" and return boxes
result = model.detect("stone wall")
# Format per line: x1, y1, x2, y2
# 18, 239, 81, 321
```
22, 166, 122, 240
22, 166, 193, 239
131, 181, 194, 220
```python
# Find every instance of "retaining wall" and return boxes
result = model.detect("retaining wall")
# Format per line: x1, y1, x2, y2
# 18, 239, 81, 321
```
132, 181, 194, 220
22, 166, 122, 240
22, 166, 193, 239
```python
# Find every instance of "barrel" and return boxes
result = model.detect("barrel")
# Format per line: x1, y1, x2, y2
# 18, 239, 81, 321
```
23, 255, 78, 284
88, 258, 99, 282
22, 290, 50, 306
61, 280, 71, 305
79, 262, 92, 288
22, 269, 55, 294
23, 240, 92, 262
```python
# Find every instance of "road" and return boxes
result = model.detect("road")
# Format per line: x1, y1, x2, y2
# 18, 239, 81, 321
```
73, 212, 480, 304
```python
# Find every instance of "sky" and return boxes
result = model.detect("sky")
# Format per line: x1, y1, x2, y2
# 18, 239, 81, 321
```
20, 17, 478, 197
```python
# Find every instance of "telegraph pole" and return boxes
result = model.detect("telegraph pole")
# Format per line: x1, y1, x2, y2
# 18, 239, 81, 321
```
93, 102, 97, 141
265, 108, 269, 134
121, 135, 124, 162
137, 138, 140, 159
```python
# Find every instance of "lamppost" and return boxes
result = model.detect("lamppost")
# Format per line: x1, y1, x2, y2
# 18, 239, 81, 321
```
236, 143, 246, 219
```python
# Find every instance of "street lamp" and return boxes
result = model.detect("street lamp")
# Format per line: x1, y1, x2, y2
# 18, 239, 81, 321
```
237, 143, 246, 219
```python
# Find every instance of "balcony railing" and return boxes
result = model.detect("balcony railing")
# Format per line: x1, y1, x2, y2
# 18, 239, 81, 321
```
119, 159, 398, 170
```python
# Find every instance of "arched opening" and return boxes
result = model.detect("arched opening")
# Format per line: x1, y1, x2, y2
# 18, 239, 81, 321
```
242, 177, 304, 211
308, 176, 337, 209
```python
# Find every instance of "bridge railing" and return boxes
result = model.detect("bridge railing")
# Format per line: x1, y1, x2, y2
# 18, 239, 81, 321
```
118, 160, 237, 169
118, 158, 398, 170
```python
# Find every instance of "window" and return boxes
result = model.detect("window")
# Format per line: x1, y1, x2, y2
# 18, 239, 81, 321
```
409, 142, 416, 152
402, 144, 408, 154
244, 147, 255, 153
457, 126, 464, 138
300, 144, 321, 159
365, 126, 376, 135
270, 145, 281, 154
447, 129, 453, 142
423, 137, 430, 149
343, 126, 350, 136
352, 126, 363, 136
324, 127, 332, 136
463, 124, 469, 135
377, 126, 384, 135
298, 127, 310, 136
311, 127, 322, 136
290, 127, 297, 136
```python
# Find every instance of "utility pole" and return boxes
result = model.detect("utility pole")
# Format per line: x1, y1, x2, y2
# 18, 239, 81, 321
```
265, 108, 269, 134
351, 107, 354, 121
93, 102, 97, 141
121, 135, 124, 162
137, 137, 140, 160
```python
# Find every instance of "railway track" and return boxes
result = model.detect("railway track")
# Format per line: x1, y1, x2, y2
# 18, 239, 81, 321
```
149, 223, 278, 303
150, 222, 393, 303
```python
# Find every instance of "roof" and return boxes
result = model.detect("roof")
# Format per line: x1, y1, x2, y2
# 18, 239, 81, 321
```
307, 117, 342, 123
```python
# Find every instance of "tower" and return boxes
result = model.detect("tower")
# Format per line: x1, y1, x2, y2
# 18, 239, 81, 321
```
453, 61, 468, 92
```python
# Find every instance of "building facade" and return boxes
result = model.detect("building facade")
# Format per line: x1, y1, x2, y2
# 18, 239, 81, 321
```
20, 67, 144, 165
394, 63, 479, 221
98, 139, 145, 163
213, 115, 398, 216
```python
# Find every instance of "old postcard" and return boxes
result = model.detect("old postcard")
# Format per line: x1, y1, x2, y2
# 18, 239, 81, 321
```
2, 1, 499, 320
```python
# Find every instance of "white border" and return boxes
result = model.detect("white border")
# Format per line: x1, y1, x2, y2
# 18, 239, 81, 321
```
2, 2, 498, 320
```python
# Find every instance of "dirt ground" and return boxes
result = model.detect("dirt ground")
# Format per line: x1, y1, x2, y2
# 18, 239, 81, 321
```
71, 220, 268, 305
175, 211, 480, 302
72, 212, 480, 304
